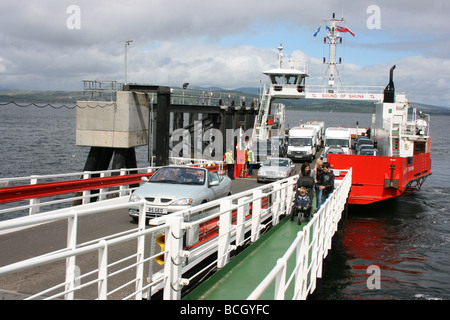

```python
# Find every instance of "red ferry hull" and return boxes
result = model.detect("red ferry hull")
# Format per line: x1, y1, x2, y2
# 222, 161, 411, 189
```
327, 152, 431, 205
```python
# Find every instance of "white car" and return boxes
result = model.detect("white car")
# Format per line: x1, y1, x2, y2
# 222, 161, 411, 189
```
257, 157, 296, 183
128, 166, 232, 221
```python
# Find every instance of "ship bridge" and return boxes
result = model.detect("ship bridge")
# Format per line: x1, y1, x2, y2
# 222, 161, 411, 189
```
264, 68, 308, 99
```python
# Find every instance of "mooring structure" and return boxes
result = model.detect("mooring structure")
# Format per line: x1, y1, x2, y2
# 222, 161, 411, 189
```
76, 81, 260, 172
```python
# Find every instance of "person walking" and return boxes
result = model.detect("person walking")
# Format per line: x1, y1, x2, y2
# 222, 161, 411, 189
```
247, 148, 255, 176
224, 148, 235, 180
315, 159, 324, 210
318, 161, 334, 205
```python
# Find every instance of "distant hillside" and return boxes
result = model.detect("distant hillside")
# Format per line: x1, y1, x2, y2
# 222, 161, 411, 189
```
0, 90, 86, 103
409, 102, 450, 115
1, 88, 449, 115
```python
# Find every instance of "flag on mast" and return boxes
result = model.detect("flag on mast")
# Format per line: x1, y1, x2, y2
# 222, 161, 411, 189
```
336, 26, 355, 36
313, 26, 321, 37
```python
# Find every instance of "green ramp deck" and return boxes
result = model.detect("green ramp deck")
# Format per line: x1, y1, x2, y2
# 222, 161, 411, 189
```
183, 214, 309, 300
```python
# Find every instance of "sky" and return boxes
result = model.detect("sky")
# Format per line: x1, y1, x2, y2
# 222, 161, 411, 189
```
0, 0, 449, 107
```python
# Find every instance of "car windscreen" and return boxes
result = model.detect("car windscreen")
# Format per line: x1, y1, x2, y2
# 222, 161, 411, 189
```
263, 159, 289, 167
325, 138, 349, 147
289, 137, 311, 146
149, 167, 206, 185
327, 149, 345, 155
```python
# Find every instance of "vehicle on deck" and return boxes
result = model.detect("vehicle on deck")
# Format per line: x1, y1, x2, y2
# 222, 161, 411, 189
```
357, 144, 375, 154
353, 136, 372, 149
287, 126, 318, 161
322, 147, 345, 162
354, 137, 373, 151
257, 157, 296, 183
359, 149, 380, 156
128, 166, 232, 221
324, 127, 351, 155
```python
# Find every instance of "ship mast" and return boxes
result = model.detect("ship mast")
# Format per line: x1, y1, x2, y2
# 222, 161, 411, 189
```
277, 44, 284, 69
322, 13, 345, 93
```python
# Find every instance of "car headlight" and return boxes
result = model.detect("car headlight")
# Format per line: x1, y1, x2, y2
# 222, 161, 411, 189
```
129, 194, 142, 202
277, 171, 288, 177
171, 198, 193, 206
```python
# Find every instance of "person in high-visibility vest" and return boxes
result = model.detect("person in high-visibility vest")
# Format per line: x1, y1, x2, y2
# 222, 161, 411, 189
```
247, 148, 255, 176
224, 149, 235, 180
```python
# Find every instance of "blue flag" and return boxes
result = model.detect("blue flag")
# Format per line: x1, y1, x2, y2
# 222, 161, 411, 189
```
313, 26, 321, 37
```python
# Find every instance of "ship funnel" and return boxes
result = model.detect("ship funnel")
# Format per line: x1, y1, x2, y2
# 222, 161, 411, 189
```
383, 65, 396, 103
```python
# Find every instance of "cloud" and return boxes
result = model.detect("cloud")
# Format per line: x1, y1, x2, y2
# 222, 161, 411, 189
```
0, 0, 448, 106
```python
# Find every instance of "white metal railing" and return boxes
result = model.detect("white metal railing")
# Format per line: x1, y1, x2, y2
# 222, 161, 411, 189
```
306, 85, 384, 95
0, 161, 226, 221
0, 166, 157, 220
0, 175, 296, 300
170, 87, 259, 107
0, 169, 351, 300
247, 168, 352, 300
146, 175, 298, 299
0, 198, 155, 300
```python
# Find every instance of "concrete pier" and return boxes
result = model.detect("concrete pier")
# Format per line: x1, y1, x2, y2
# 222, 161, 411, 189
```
76, 85, 258, 170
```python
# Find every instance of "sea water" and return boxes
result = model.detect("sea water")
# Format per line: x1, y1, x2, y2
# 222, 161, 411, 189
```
0, 103, 449, 300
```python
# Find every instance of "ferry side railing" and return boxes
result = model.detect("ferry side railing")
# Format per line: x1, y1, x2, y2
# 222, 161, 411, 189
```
146, 175, 297, 299
0, 160, 225, 221
0, 169, 351, 300
0, 174, 296, 300
0, 167, 154, 220
306, 85, 384, 95
81, 80, 260, 108
247, 168, 352, 300
0, 199, 159, 300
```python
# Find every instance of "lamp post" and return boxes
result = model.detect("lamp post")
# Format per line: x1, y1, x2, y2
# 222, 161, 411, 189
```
182, 83, 189, 104
124, 40, 133, 84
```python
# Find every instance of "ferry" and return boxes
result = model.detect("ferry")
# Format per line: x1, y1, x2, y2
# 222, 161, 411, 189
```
327, 68, 432, 205
251, 14, 431, 205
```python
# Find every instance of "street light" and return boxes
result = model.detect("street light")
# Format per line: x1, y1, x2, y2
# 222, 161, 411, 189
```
124, 40, 133, 84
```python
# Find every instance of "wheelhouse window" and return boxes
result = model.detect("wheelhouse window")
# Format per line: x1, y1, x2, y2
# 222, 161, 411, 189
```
414, 141, 426, 155
270, 75, 300, 85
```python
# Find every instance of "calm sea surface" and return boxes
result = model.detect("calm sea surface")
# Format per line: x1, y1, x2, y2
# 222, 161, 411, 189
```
0, 103, 449, 300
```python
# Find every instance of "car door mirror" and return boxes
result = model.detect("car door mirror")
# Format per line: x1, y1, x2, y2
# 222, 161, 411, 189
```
209, 180, 219, 187
141, 176, 150, 182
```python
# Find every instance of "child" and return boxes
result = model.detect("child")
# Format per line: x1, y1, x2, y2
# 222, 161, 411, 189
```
297, 187, 311, 211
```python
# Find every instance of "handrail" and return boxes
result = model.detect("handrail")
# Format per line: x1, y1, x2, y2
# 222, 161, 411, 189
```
0, 175, 296, 300
0, 163, 225, 219
0, 170, 351, 300
306, 85, 384, 94
0, 172, 152, 204
246, 168, 352, 300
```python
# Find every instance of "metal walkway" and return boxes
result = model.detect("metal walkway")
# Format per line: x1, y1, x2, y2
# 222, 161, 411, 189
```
184, 215, 308, 300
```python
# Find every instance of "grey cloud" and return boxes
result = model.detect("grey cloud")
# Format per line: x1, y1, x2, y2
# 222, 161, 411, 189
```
0, 0, 448, 106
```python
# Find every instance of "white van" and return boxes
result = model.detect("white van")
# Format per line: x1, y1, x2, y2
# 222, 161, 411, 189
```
305, 121, 325, 146
324, 127, 352, 155
287, 126, 318, 161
